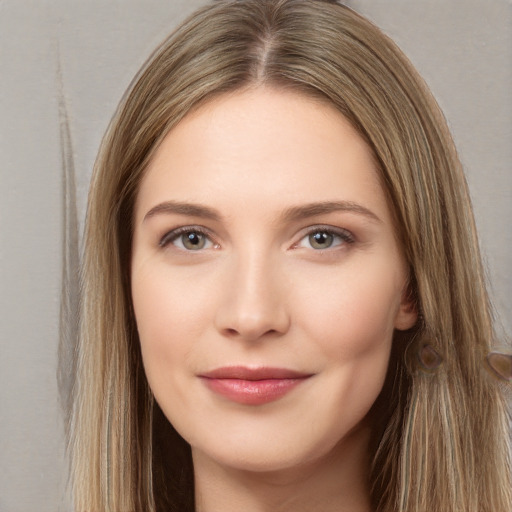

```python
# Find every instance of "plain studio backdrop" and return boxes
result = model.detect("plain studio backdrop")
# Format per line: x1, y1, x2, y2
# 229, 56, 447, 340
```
0, 1, 510, 511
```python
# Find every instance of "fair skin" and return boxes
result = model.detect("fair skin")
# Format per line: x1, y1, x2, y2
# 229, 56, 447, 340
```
131, 87, 417, 512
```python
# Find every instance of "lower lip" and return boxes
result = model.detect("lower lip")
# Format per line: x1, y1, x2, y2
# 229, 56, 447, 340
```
201, 377, 308, 405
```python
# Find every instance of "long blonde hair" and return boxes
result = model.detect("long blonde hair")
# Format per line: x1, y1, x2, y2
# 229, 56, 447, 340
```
70, 1, 512, 510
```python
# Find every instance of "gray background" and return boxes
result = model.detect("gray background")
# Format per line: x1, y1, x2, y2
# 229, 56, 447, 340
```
0, 1, 510, 511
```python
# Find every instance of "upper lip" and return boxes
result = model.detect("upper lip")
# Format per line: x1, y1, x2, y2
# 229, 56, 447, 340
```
199, 366, 313, 380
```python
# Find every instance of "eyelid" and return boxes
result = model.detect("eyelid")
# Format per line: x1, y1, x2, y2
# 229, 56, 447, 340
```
291, 224, 355, 249
159, 225, 218, 249
157, 223, 354, 251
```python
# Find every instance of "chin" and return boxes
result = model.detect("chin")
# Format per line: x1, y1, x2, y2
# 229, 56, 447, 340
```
192, 444, 314, 474
188, 418, 368, 476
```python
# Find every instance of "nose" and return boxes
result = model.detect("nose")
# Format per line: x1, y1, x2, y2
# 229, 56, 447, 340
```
214, 252, 291, 342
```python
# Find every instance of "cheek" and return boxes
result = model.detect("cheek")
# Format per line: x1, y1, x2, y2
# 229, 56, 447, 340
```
132, 259, 215, 335
293, 266, 400, 431
131, 263, 213, 394
294, 262, 402, 361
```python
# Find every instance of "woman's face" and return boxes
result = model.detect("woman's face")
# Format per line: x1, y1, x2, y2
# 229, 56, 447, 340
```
131, 87, 416, 473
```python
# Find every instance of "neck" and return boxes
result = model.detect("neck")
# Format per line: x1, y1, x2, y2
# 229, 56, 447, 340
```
192, 424, 373, 512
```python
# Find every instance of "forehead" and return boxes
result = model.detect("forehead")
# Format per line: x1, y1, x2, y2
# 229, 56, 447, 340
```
134, 87, 391, 226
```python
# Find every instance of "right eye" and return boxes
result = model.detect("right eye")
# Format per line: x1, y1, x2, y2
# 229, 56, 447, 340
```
160, 227, 216, 251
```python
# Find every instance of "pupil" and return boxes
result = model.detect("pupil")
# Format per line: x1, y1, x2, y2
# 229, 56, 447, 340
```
183, 232, 205, 249
188, 233, 200, 245
310, 231, 333, 248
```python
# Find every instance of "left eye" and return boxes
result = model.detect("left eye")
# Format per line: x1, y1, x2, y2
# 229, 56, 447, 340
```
297, 228, 353, 250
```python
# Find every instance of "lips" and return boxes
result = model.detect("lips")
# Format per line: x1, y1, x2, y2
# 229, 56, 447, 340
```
199, 366, 313, 405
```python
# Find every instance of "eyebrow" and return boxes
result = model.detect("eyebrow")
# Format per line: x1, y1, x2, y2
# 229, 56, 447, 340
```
144, 201, 222, 222
143, 200, 381, 224
281, 201, 381, 224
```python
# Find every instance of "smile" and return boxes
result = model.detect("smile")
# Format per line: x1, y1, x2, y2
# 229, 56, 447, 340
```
199, 366, 313, 405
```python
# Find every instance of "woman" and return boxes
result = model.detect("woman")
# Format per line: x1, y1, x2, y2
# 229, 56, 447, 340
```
70, 0, 512, 511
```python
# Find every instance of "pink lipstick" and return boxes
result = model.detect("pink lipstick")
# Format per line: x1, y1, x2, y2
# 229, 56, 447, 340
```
199, 366, 312, 405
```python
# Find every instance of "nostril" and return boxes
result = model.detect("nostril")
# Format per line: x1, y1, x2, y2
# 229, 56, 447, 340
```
221, 325, 283, 342
214, 276, 291, 341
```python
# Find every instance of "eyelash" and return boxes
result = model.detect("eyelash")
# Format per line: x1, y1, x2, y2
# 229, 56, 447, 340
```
158, 225, 355, 251
159, 226, 216, 249
294, 225, 355, 250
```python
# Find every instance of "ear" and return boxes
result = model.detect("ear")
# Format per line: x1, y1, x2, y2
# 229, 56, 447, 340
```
394, 285, 418, 331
